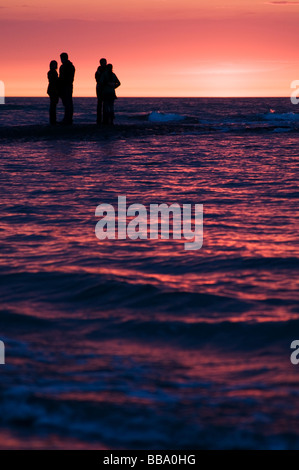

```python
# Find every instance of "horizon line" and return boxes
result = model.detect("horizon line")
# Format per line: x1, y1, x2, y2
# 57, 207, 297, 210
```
4, 96, 292, 99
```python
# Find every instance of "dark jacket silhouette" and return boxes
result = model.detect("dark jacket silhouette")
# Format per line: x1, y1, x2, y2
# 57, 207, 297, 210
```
100, 70, 120, 100
47, 62, 59, 125
95, 65, 106, 99
95, 63, 107, 124
59, 60, 75, 90
47, 69, 59, 100
99, 65, 120, 125
59, 57, 75, 124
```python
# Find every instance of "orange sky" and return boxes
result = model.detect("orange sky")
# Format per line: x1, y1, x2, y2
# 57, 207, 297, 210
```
1, 0, 299, 96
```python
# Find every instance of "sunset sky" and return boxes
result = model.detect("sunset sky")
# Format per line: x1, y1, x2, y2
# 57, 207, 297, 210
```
1, 0, 299, 96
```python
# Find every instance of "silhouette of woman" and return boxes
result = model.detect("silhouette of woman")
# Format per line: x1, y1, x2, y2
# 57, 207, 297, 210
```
100, 64, 121, 125
47, 60, 59, 125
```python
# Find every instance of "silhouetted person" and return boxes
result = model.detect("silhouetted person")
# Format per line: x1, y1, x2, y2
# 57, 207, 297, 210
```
59, 52, 75, 125
95, 58, 107, 125
100, 64, 120, 125
47, 60, 59, 125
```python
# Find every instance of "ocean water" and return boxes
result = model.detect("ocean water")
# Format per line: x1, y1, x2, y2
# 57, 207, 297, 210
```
0, 98, 298, 449
2, 96, 299, 131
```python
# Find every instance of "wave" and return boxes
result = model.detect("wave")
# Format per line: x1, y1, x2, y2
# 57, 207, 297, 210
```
86, 317, 299, 351
1, 263, 298, 315
148, 111, 185, 122
0, 271, 251, 316
264, 111, 299, 121
1, 385, 298, 449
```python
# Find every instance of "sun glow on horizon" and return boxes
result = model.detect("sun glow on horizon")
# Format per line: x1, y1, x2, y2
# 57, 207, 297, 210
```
1, 1, 299, 97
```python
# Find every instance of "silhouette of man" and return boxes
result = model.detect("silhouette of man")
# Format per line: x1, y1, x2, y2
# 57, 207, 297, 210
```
47, 60, 59, 125
59, 52, 75, 125
95, 58, 107, 125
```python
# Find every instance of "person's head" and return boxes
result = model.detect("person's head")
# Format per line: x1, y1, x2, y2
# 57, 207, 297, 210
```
106, 63, 113, 73
100, 58, 107, 67
50, 60, 58, 70
60, 52, 68, 64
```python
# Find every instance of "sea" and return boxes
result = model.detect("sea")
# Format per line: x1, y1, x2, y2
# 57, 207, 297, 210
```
0, 97, 298, 449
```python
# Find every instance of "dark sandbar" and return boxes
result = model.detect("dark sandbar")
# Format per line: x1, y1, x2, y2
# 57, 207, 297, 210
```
0, 121, 291, 142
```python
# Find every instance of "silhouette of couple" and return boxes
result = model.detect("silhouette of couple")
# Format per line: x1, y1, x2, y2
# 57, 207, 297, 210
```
47, 52, 75, 125
95, 58, 121, 125
47, 53, 120, 126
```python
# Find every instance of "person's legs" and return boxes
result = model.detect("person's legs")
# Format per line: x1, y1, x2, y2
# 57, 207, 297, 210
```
103, 99, 115, 125
61, 88, 73, 124
49, 97, 58, 125
105, 99, 115, 125
103, 100, 109, 125
64, 89, 73, 124
108, 100, 115, 125
97, 99, 103, 125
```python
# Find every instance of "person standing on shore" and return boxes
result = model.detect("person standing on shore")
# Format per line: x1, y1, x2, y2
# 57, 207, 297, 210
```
95, 58, 107, 125
47, 60, 59, 125
59, 52, 75, 125
100, 64, 120, 125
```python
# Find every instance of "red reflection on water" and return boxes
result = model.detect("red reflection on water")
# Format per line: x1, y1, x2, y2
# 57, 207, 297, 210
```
0, 430, 108, 450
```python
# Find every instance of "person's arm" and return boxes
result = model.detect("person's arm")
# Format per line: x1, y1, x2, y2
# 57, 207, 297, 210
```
114, 75, 120, 88
95, 67, 101, 82
112, 74, 120, 89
